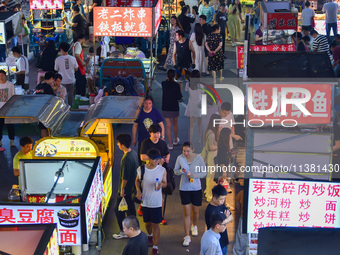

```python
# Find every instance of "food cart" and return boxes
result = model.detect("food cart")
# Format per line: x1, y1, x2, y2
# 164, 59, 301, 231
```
260, 1, 298, 45
93, 0, 161, 89
0, 94, 143, 221
28, 0, 72, 56
0, 12, 23, 77
0, 224, 59, 255
0, 156, 103, 254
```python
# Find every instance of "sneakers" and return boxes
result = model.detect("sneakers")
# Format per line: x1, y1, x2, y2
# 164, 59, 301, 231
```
167, 144, 173, 150
160, 218, 168, 225
148, 235, 153, 247
138, 205, 143, 216
191, 225, 198, 236
173, 137, 180, 146
112, 231, 128, 239
152, 248, 159, 255
10, 140, 15, 147
183, 236, 191, 246
219, 77, 225, 82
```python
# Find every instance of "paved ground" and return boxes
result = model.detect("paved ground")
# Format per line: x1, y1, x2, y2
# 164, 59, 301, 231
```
0, 39, 246, 255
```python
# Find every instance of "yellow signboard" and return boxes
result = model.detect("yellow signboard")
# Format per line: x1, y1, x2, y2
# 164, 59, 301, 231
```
240, 0, 255, 5
34, 138, 98, 158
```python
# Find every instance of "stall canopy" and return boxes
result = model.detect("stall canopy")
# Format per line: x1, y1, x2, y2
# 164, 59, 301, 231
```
0, 95, 69, 129
0, 95, 143, 137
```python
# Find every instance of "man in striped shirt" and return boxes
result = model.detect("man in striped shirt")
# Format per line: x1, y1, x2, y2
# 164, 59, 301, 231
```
311, 29, 330, 58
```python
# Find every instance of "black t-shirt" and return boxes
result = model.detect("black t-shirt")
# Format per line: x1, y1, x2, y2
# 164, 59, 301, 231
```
36, 82, 55, 95
72, 14, 84, 34
176, 39, 192, 68
178, 14, 195, 34
122, 231, 148, 255
89, 0, 102, 22
297, 41, 306, 52
205, 204, 230, 247
161, 80, 182, 112
119, 150, 139, 195
202, 23, 212, 36
215, 11, 227, 32
140, 138, 169, 158
41, 48, 58, 72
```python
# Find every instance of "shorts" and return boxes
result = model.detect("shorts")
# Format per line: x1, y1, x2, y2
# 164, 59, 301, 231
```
142, 207, 162, 224
180, 190, 202, 206
162, 111, 179, 118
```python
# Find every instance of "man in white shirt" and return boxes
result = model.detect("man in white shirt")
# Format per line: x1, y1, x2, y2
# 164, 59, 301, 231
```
323, 0, 339, 42
301, 1, 315, 31
72, 34, 87, 97
0, 69, 15, 147
55, 42, 78, 106
11, 46, 29, 90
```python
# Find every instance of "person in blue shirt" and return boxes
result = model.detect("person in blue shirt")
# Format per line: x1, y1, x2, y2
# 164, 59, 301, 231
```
199, 0, 216, 24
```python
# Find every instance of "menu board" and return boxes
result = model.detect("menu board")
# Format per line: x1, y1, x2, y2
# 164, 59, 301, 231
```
247, 179, 340, 234
0, 205, 81, 245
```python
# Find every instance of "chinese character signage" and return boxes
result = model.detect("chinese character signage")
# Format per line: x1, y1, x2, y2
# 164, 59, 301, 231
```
106, 0, 154, 7
34, 138, 97, 158
84, 159, 103, 243
236, 44, 295, 69
247, 179, 340, 234
247, 84, 332, 125
94, 7, 153, 37
0, 205, 81, 245
30, 0, 62, 9
154, 0, 161, 35
267, 13, 297, 30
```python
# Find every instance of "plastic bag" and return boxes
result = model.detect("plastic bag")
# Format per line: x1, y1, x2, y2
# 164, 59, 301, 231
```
118, 197, 128, 211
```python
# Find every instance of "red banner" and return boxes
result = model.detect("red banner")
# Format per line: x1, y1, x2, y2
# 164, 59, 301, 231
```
94, 7, 153, 37
154, 0, 162, 35
247, 84, 332, 125
267, 13, 298, 30
236, 44, 295, 69
106, 0, 154, 7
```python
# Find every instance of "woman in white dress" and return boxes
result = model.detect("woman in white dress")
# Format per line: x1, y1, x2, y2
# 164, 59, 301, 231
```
190, 23, 206, 74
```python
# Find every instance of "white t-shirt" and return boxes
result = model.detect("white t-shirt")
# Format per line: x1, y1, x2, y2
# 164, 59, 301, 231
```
137, 164, 165, 208
323, 2, 339, 24
16, 56, 29, 84
54, 55, 78, 84
0, 81, 14, 108
73, 42, 82, 56
301, 8, 315, 26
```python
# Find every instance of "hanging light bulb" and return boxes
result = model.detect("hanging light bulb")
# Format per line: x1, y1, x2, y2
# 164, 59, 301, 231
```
54, 169, 64, 184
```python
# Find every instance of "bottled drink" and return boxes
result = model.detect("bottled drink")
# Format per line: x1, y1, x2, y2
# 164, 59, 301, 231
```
155, 178, 161, 191
8, 185, 20, 202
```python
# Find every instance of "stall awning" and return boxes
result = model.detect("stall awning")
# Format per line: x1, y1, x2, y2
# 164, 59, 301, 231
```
0, 95, 69, 130
82, 96, 143, 126
51, 111, 87, 137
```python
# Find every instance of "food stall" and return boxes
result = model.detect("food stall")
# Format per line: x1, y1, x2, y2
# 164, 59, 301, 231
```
0, 224, 59, 255
0, 94, 143, 221
0, 157, 103, 253
260, 1, 298, 45
93, 0, 161, 89
0, 12, 23, 77
28, 0, 72, 56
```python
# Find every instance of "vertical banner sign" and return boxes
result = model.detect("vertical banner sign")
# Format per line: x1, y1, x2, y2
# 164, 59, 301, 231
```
236, 44, 295, 69
0, 22, 5, 45
154, 0, 162, 35
248, 179, 340, 234
94, 7, 153, 37
247, 84, 332, 125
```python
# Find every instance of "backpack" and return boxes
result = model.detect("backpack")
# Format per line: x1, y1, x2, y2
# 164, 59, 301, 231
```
162, 163, 176, 196
132, 165, 145, 204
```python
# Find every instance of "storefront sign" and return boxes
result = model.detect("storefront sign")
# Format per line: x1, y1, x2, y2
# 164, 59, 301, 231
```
106, 0, 154, 7
29, 0, 62, 9
34, 138, 97, 158
247, 83, 332, 125
154, 0, 161, 35
248, 179, 340, 234
94, 7, 153, 37
0, 205, 81, 245
84, 160, 103, 243
267, 13, 298, 30
236, 44, 295, 69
